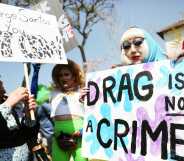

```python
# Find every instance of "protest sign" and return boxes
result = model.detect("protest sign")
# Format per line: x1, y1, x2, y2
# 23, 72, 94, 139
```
0, 3, 67, 64
82, 59, 184, 161
32, 0, 78, 52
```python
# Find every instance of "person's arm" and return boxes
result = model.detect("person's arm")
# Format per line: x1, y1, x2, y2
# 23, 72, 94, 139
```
22, 94, 37, 127
31, 64, 41, 98
111, 63, 123, 68
72, 128, 83, 137
0, 87, 29, 129
0, 102, 17, 129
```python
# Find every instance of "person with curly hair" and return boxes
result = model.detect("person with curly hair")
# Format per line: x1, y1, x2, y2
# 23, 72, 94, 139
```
51, 59, 88, 161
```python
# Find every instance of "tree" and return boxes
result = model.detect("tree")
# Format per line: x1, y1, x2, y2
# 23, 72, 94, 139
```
62, 0, 115, 71
15, 0, 115, 66
1, 0, 116, 83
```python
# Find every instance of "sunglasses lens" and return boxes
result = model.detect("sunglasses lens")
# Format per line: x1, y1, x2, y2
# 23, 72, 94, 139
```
133, 38, 144, 46
122, 41, 131, 50
121, 38, 144, 50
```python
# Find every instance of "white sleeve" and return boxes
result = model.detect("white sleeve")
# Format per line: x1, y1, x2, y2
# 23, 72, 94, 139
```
0, 103, 18, 129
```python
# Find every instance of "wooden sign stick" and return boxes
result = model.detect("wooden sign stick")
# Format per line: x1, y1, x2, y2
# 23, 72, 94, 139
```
24, 63, 35, 121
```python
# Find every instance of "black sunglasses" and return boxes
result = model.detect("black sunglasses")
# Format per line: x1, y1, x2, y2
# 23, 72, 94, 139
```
121, 37, 144, 50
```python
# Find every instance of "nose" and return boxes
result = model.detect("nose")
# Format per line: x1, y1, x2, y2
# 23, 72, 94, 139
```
130, 44, 136, 53
60, 75, 67, 80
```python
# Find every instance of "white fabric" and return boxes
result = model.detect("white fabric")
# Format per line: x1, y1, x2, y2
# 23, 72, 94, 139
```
50, 91, 84, 117
0, 103, 18, 129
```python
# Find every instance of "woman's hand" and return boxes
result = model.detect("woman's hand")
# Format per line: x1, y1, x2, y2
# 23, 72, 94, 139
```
79, 87, 89, 103
28, 94, 37, 111
72, 129, 83, 137
5, 87, 29, 108
24, 94, 37, 117
111, 64, 123, 68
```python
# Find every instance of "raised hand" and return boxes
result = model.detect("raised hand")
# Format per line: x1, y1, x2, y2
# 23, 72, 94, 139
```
79, 87, 89, 103
28, 94, 37, 111
5, 87, 29, 108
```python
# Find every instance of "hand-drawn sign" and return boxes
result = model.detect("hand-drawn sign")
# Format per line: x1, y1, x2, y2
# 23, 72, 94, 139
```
0, 3, 67, 64
31, 0, 77, 52
82, 60, 184, 161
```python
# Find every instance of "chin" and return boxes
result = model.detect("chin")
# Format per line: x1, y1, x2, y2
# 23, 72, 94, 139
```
130, 60, 142, 65
122, 58, 132, 65
133, 61, 142, 64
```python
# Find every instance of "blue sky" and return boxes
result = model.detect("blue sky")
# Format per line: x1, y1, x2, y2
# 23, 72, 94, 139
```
0, 0, 184, 93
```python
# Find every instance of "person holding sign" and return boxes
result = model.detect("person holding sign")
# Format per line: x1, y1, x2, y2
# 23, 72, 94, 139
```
0, 79, 38, 161
107, 27, 168, 160
51, 59, 88, 161
120, 27, 167, 65
118, 27, 167, 158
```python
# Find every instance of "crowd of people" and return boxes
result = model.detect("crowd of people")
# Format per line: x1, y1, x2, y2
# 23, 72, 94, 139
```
0, 26, 183, 161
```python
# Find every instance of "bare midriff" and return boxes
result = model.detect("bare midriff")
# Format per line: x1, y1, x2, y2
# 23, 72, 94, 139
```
53, 114, 83, 121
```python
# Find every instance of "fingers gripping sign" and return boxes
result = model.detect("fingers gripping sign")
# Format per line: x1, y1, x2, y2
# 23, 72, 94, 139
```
5, 87, 29, 107
79, 87, 89, 103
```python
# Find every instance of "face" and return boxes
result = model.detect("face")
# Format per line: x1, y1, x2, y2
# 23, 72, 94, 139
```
120, 28, 149, 65
58, 68, 75, 91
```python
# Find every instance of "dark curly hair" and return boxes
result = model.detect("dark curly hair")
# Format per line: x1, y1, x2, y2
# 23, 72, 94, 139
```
52, 59, 85, 91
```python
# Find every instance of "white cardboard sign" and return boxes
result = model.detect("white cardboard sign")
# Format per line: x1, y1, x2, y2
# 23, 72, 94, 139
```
82, 60, 184, 161
0, 3, 67, 64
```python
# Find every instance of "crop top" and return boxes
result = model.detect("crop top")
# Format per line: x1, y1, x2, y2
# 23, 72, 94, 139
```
50, 90, 84, 118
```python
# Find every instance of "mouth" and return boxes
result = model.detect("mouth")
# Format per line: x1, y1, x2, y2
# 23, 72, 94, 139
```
130, 56, 141, 62
60, 80, 68, 87
63, 84, 68, 88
